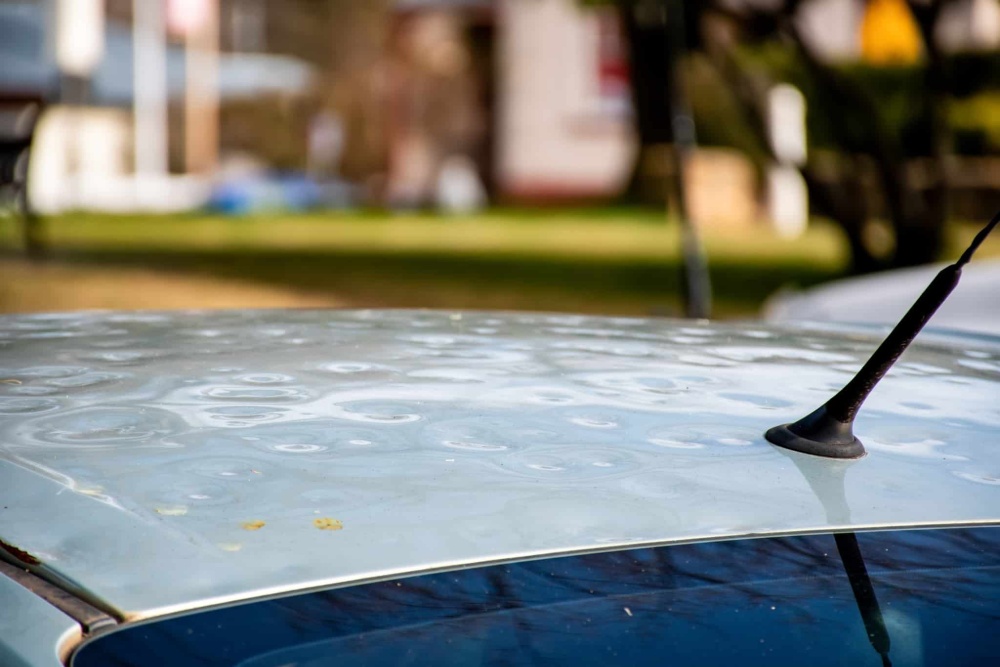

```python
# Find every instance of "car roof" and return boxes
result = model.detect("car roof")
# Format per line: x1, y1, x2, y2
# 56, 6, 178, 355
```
1, 309, 999, 622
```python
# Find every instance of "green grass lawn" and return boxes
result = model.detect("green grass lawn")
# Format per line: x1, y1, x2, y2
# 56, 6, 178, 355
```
2, 209, 994, 317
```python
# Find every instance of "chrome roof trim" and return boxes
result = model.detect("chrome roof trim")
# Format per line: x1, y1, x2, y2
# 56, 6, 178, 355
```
2, 310, 998, 621
103, 518, 1000, 622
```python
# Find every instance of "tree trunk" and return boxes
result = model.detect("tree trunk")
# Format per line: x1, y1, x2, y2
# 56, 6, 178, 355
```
894, 0, 951, 267
702, 22, 885, 275
617, 0, 672, 204
782, 13, 946, 268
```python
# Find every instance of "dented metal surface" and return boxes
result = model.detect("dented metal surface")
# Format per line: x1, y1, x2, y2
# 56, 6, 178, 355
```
0, 310, 998, 621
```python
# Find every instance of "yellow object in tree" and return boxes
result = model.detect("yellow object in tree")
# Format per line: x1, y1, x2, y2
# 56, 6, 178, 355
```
860, 0, 924, 65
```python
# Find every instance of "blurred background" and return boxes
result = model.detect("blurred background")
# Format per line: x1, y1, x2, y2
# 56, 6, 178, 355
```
1, 0, 998, 319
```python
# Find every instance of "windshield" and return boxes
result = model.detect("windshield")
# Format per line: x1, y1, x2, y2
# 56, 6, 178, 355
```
73, 526, 999, 666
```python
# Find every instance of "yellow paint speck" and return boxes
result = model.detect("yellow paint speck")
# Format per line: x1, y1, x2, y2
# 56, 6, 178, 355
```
219, 543, 242, 552
242, 520, 266, 531
155, 506, 188, 516
313, 517, 343, 531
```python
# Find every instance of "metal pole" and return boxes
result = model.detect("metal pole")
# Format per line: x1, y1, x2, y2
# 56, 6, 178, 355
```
664, 0, 711, 319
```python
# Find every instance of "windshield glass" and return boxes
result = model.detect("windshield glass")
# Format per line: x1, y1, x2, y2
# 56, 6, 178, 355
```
73, 526, 999, 666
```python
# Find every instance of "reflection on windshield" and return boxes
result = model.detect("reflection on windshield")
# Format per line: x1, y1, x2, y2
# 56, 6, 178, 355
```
73, 527, 1000, 667
835, 532, 892, 666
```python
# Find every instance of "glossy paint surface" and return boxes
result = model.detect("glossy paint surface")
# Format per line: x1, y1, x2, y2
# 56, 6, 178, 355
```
766, 259, 1000, 335
1, 310, 998, 620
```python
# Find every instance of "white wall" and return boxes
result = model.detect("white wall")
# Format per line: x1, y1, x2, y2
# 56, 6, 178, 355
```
496, 0, 635, 199
795, 0, 864, 62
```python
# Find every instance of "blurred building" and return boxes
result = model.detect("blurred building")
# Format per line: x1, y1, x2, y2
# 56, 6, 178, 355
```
0, 0, 317, 212
387, 0, 635, 207
387, 0, 999, 213
3, 0, 997, 215
496, 0, 634, 201
0, 2, 315, 112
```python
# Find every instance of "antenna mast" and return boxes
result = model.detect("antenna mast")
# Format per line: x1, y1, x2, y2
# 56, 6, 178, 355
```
766, 211, 999, 459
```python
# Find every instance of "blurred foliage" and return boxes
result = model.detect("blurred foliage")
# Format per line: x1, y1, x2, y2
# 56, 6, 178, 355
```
684, 56, 768, 166
576, 1, 1000, 164
950, 93, 1000, 156
944, 51, 1000, 99
597, 0, 994, 271
720, 46, 1000, 159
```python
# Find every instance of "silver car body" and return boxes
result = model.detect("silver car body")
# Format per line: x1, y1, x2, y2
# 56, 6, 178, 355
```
765, 258, 1000, 335
1, 310, 999, 665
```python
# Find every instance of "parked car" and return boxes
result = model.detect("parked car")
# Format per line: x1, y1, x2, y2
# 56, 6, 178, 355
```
765, 258, 1000, 335
1, 307, 998, 666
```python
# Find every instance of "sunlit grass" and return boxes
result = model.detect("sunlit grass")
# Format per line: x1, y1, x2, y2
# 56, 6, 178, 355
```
1, 209, 994, 317
5, 209, 846, 265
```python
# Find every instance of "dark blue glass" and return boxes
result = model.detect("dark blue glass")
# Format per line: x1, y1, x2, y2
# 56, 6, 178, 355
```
72, 527, 1000, 667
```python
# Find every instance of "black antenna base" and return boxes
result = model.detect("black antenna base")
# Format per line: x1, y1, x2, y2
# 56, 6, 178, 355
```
765, 404, 865, 459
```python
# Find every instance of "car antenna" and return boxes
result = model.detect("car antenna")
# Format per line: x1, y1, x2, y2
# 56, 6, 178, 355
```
766, 210, 1000, 459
